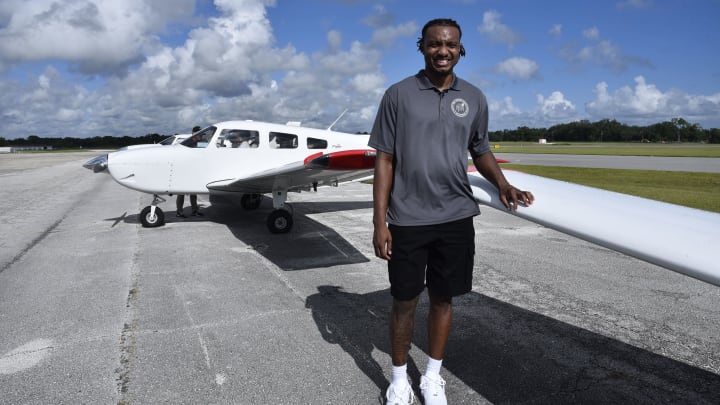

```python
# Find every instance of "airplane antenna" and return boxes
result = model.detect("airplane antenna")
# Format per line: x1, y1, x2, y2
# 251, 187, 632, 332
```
326, 109, 348, 131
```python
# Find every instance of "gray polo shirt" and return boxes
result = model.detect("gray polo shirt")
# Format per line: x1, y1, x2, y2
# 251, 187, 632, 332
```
369, 71, 490, 226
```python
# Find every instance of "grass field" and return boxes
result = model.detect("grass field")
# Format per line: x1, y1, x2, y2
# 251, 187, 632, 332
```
501, 164, 720, 213
475, 143, 720, 213
491, 142, 720, 157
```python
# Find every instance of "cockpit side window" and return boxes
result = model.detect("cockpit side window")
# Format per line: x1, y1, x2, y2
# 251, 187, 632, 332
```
269, 132, 298, 149
219, 129, 260, 148
180, 126, 215, 148
307, 137, 328, 149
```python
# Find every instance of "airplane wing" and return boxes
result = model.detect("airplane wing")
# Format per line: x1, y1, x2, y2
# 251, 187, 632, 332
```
469, 169, 720, 287
206, 149, 376, 194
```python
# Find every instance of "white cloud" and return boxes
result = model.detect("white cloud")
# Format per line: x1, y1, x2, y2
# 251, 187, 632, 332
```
537, 91, 577, 120
478, 10, 521, 47
370, 21, 418, 47
559, 25, 652, 74
327, 30, 343, 52
488, 92, 578, 130
582, 27, 600, 40
0, 0, 394, 139
0, 0, 392, 137
549, 24, 562, 37
495, 57, 540, 80
1, 1, 715, 138
489, 96, 521, 119
564, 38, 651, 73
350, 72, 385, 93
487, 96, 524, 131
362, 4, 394, 28
316, 40, 381, 75
0, 0, 195, 75
617, 0, 654, 9
586, 76, 720, 125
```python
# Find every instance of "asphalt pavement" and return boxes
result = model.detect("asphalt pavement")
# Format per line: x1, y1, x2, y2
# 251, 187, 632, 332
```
1, 151, 718, 404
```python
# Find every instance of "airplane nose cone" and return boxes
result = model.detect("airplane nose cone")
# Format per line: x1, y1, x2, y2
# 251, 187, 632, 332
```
83, 154, 108, 173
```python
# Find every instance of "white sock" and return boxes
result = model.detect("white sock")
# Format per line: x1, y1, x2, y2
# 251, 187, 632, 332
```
425, 357, 443, 378
391, 363, 409, 387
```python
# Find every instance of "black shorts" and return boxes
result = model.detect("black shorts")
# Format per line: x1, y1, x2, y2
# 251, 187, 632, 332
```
388, 217, 475, 300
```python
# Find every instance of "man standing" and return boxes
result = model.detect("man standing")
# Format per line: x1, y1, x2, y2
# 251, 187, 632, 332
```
176, 125, 204, 218
369, 18, 534, 404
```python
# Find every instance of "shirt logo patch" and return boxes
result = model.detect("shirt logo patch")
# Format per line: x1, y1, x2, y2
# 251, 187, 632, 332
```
451, 98, 469, 118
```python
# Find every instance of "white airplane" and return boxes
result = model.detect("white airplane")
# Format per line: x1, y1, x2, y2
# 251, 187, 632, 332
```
83, 120, 376, 233
83, 119, 720, 288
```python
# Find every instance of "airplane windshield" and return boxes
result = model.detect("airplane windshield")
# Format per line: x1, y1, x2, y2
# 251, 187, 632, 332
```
180, 127, 215, 148
159, 136, 176, 145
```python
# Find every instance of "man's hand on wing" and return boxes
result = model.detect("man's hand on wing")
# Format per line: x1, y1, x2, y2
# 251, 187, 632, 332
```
499, 184, 535, 211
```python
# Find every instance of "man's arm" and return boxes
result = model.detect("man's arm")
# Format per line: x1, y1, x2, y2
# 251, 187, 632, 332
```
372, 150, 394, 260
473, 151, 534, 211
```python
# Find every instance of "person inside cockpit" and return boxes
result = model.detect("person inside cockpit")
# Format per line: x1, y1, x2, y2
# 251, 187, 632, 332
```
182, 126, 210, 148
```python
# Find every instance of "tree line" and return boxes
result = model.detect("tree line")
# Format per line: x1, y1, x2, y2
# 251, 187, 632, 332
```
2, 118, 719, 149
0, 133, 168, 149
490, 118, 719, 143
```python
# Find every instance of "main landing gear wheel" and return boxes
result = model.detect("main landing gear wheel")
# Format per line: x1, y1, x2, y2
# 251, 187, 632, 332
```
140, 205, 165, 227
266, 209, 293, 234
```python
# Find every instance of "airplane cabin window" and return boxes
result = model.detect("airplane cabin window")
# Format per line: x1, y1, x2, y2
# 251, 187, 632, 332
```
307, 137, 328, 149
269, 132, 298, 149
220, 129, 260, 148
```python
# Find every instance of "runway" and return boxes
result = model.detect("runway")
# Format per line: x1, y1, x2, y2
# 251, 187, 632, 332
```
1, 151, 718, 404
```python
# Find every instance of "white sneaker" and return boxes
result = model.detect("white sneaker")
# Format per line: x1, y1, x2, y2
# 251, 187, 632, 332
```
420, 374, 447, 405
385, 380, 415, 404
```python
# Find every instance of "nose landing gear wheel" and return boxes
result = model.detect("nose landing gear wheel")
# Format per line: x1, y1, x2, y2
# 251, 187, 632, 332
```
140, 205, 165, 227
267, 209, 293, 234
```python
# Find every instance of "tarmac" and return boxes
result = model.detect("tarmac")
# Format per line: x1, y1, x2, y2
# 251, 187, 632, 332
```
1, 151, 719, 404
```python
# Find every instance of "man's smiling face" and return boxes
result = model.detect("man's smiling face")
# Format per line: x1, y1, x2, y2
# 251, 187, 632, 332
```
421, 25, 462, 77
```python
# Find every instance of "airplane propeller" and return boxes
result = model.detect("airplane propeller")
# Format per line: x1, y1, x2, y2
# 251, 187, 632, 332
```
83, 154, 109, 173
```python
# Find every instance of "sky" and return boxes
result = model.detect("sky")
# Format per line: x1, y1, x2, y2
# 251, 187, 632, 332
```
0, 0, 719, 139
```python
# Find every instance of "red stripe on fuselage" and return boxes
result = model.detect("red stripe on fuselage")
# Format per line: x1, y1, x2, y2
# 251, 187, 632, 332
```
306, 149, 376, 170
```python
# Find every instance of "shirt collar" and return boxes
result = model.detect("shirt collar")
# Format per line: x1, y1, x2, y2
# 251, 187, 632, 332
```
415, 70, 458, 91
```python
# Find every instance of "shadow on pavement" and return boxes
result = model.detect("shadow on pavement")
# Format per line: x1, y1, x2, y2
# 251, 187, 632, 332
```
209, 195, 372, 270
305, 285, 720, 404
115, 194, 372, 270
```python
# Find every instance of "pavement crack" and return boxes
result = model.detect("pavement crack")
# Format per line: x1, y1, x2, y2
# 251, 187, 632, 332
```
117, 251, 141, 404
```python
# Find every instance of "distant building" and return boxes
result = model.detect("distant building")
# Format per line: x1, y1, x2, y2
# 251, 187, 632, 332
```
2, 145, 54, 152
